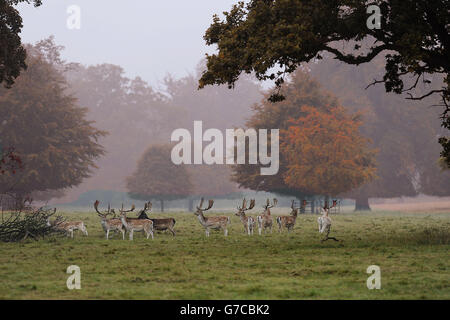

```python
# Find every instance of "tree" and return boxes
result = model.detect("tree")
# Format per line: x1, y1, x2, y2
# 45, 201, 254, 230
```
0, 44, 106, 201
0, 147, 22, 175
126, 144, 193, 212
282, 105, 376, 197
0, 0, 42, 87
62, 58, 175, 203
309, 54, 450, 210
185, 164, 241, 211
231, 70, 376, 202
199, 0, 450, 166
162, 64, 260, 210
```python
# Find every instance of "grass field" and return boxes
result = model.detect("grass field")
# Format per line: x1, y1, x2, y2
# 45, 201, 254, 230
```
0, 209, 449, 299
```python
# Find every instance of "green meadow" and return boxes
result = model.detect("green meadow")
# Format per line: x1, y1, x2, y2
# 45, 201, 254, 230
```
0, 209, 449, 299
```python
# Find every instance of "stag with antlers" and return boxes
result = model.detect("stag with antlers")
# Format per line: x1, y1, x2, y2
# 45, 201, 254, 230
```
194, 198, 230, 237
276, 200, 301, 233
138, 201, 176, 236
235, 198, 256, 235
94, 200, 125, 240
257, 198, 277, 235
119, 203, 154, 240
318, 201, 339, 242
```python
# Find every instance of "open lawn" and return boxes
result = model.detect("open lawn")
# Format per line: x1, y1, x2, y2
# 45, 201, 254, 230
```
0, 209, 449, 299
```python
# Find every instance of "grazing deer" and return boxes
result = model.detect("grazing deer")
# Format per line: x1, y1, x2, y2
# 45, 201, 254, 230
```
235, 198, 256, 235
257, 198, 277, 235
194, 198, 230, 237
318, 201, 339, 242
119, 204, 153, 240
94, 200, 125, 240
276, 200, 300, 233
47, 214, 88, 238
138, 201, 176, 236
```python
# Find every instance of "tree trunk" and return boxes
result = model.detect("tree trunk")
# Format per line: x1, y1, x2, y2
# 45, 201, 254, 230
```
324, 195, 330, 208
160, 199, 164, 212
188, 198, 194, 212
311, 199, 315, 214
354, 195, 371, 211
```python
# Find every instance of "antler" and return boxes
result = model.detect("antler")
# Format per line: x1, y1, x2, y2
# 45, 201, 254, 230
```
248, 199, 255, 210
94, 200, 109, 216
197, 198, 204, 210
205, 199, 214, 211
239, 198, 247, 211
147, 201, 152, 212
119, 203, 135, 213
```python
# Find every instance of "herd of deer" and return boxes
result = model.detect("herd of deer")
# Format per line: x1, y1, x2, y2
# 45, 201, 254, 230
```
46, 198, 339, 242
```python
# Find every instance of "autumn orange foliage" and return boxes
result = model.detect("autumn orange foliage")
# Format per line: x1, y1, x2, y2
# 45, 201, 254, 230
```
281, 105, 377, 196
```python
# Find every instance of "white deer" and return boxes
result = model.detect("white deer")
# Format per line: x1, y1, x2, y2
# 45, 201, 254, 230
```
318, 200, 339, 242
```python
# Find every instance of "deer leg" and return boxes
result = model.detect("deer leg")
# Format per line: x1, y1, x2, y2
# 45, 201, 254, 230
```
129, 230, 134, 241
121, 230, 125, 240
205, 228, 210, 237
106, 229, 109, 240
224, 228, 228, 236
170, 227, 176, 237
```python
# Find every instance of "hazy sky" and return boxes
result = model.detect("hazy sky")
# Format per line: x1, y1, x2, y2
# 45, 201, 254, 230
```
17, 0, 240, 87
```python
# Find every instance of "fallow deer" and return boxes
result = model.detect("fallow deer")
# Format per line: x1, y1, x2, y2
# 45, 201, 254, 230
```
138, 201, 176, 236
94, 200, 125, 240
194, 198, 230, 237
235, 198, 256, 235
276, 200, 300, 233
257, 198, 277, 235
47, 214, 88, 238
318, 201, 339, 242
119, 204, 153, 240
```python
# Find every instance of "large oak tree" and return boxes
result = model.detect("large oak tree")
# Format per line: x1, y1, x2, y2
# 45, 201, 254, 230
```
231, 70, 376, 202
282, 105, 376, 197
0, 43, 106, 200
199, 0, 450, 166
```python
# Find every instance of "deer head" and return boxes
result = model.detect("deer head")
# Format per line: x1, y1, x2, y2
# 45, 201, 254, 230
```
321, 200, 337, 216
235, 198, 255, 216
195, 198, 214, 216
138, 201, 152, 219
119, 203, 136, 217
290, 200, 299, 216
94, 200, 116, 219
263, 198, 277, 214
